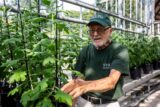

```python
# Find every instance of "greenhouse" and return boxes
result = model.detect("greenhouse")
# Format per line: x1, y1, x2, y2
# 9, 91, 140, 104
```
0, 0, 160, 107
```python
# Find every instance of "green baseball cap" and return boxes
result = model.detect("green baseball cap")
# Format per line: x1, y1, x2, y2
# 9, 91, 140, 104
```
87, 12, 111, 27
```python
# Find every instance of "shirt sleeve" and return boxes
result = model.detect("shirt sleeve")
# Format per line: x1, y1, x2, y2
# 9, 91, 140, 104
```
110, 46, 129, 76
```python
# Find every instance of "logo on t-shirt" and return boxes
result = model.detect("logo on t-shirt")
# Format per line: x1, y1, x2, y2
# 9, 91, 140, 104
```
103, 63, 111, 69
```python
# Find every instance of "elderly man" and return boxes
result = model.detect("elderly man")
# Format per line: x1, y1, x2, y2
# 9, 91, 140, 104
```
61, 12, 129, 107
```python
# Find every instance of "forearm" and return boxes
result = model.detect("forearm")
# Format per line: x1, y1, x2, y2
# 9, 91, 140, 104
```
82, 76, 116, 93
62, 69, 121, 99
80, 69, 121, 93
75, 78, 91, 86
68, 76, 118, 99
61, 78, 91, 93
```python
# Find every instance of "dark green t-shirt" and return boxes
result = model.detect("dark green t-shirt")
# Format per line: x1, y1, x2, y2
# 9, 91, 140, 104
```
75, 41, 129, 100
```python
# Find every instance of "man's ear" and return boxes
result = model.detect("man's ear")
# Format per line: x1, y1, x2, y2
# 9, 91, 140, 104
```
109, 28, 112, 33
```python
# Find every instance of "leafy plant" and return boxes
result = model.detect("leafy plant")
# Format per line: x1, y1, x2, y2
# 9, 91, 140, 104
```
112, 31, 160, 68
0, 0, 74, 106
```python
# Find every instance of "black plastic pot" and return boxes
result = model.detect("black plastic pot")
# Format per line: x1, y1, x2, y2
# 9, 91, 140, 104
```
1, 94, 21, 107
142, 64, 151, 74
0, 82, 21, 107
152, 61, 159, 70
0, 81, 5, 87
158, 61, 160, 69
0, 81, 9, 94
129, 67, 141, 80
52, 102, 69, 107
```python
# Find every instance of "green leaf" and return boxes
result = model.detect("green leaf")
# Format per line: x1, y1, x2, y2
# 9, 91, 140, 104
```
29, 17, 47, 23
72, 70, 84, 79
21, 90, 32, 106
30, 79, 48, 101
43, 68, 55, 78
8, 71, 26, 83
8, 87, 19, 96
36, 97, 54, 107
42, 0, 51, 6
34, 79, 48, 92
0, 7, 3, 11
33, 38, 51, 51
33, 52, 43, 56
57, 23, 69, 32
1, 59, 19, 67
2, 38, 21, 46
21, 80, 48, 106
43, 57, 55, 66
29, 91, 40, 101
54, 90, 72, 106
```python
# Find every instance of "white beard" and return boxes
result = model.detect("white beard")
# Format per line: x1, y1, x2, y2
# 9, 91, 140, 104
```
93, 41, 105, 48
92, 39, 110, 50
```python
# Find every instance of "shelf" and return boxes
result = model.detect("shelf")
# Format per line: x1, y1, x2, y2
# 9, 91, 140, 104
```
119, 76, 160, 107
123, 70, 160, 93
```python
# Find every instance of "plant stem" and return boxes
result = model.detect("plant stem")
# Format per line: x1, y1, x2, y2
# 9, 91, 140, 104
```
17, 0, 33, 90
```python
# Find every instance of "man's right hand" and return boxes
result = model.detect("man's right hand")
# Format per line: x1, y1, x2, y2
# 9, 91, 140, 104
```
61, 79, 77, 93
61, 79, 86, 94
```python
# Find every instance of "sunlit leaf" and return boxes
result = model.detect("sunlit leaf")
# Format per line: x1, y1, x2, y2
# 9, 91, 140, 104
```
34, 79, 48, 92
8, 71, 26, 83
8, 87, 19, 96
43, 57, 55, 66
54, 90, 72, 106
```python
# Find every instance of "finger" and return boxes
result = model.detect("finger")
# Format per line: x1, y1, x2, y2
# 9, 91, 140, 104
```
61, 80, 76, 90
69, 88, 81, 99
61, 84, 69, 91
69, 88, 76, 97
62, 86, 72, 93
61, 83, 76, 94
72, 91, 81, 99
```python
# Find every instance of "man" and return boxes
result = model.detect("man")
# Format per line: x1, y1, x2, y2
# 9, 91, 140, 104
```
61, 12, 129, 107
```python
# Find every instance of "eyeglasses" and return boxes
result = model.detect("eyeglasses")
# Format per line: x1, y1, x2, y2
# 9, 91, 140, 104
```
88, 27, 110, 35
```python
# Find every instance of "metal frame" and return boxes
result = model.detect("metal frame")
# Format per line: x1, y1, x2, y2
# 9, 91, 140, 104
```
0, 0, 153, 36
153, 21, 160, 35
0, 0, 154, 35
59, 0, 147, 26
59, 0, 149, 35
